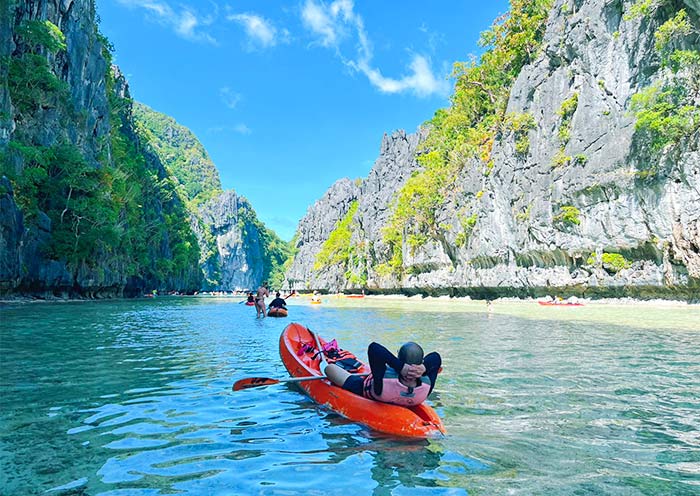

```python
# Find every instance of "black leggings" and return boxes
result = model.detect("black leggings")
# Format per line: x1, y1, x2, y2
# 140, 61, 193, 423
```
343, 375, 365, 395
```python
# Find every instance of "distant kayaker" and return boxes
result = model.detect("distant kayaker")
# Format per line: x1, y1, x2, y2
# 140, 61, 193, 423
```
325, 342, 441, 406
311, 290, 321, 303
255, 282, 269, 318
269, 292, 287, 310
246, 292, 255, 304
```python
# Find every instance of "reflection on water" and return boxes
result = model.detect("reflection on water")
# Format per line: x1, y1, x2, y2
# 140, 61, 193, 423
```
1, 297, 699, 494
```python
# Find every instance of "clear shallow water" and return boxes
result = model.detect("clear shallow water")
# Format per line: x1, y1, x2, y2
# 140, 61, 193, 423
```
1, 297, 699, 495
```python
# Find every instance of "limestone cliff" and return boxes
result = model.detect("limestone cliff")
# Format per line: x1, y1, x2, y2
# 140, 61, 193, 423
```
132, 102, 223, 204
0, 0, 143, 297
286, 0, 700, 300
0, 0, 283, 297
286, 130, 426, 290
193, 192, 264, 290
285, 177, 362, 289
133, 103, 290, 291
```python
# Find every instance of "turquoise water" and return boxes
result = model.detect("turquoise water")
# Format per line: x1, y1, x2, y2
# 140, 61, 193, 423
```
1, 297, 699, 495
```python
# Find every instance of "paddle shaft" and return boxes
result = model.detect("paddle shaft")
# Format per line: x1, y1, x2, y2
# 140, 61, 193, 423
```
233, 373, 368, 391
234, 329, 349, 392
264, 375, 330, 385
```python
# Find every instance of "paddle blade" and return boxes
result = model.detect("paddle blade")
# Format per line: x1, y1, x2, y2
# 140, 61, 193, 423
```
232, 377, 280, 391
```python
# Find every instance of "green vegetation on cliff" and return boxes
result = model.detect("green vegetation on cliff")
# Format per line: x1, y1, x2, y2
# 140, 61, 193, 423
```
8, 20, 67, 117
630, 8, 700, 164
314, 201, 358, 270
382, 0, 553, 275
134, 103, 292, 290
553, 205, 581, 227
133, 103, 223, 205
106, 63, 201, 286
587, 252, 632, 273
4, 20, 121, 268
237, 201, 293, 288
2, 18, 201, 290
312, 201, 367, 286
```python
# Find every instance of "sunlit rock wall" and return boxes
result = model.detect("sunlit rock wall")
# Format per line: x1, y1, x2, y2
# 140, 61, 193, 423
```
286, 0, 700, 300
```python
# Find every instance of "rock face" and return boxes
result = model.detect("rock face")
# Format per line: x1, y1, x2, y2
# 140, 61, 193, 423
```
132, 103, 275, 292
194, 191, 265, 291
286, 0, 700, 299
1, 0, 121, 297
285, 177, 361, 289
285, 130, 425, 290
0, 0, 262, 297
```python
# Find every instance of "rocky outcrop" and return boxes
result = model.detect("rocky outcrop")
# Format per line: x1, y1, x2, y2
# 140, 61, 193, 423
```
132, 103, 283, 292
1, 0, 119, 297
1, 0, 287, 298
194, 191, 265, 291
285, 0, 700, 300
285, 130, 425, 290
286, 177, 361, 289
0, 0, 204, 297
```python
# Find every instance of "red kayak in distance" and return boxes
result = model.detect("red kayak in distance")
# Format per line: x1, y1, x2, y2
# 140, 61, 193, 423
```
245, 301, 255, 306
279, 322, 445, 438
538, 301, 584, 306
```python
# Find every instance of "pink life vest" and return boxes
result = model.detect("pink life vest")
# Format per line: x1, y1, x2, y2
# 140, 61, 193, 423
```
362, 371, 431, 406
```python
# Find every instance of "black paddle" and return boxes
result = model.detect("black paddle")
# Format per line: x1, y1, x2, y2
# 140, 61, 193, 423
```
232, 373, 368, 391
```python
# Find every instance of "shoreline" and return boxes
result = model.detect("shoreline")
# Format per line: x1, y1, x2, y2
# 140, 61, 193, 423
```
2, 292, 697, 307
365, 293, 697, 307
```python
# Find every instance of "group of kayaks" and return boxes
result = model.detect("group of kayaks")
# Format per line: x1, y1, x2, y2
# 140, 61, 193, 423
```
537, 298, 584, 306
234, 322, 445, 438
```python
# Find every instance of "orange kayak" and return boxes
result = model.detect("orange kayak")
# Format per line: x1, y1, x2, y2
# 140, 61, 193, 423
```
310, 300, 321, 305
279, 323, 445, 438
268, 307, 288, 317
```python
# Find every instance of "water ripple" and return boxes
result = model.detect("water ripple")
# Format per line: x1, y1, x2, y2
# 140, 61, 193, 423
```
1, 298, 699, 494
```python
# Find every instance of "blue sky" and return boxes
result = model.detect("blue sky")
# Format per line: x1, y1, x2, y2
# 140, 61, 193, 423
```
96, 0, 509, 240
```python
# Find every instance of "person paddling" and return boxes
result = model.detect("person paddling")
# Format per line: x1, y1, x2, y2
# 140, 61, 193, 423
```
269, 292, 287, 310
325, 342, 441, 406
246, 292, 255, 304
255, 282, 270, 318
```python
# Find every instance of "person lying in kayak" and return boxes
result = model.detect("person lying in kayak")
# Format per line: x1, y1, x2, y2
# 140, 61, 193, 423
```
325, 342, 441, 406
269, 292, 287, 309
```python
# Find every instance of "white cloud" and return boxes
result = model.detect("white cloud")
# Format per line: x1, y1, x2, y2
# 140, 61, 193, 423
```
207, 124, 252, 135
300, 0, 449, 98
233, 124, 252, 135
116, 0, 216, 44
219, 87, 242, 109
301, 0, 339, 46
358, 55, 448, 97
227, 13, 288, 49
